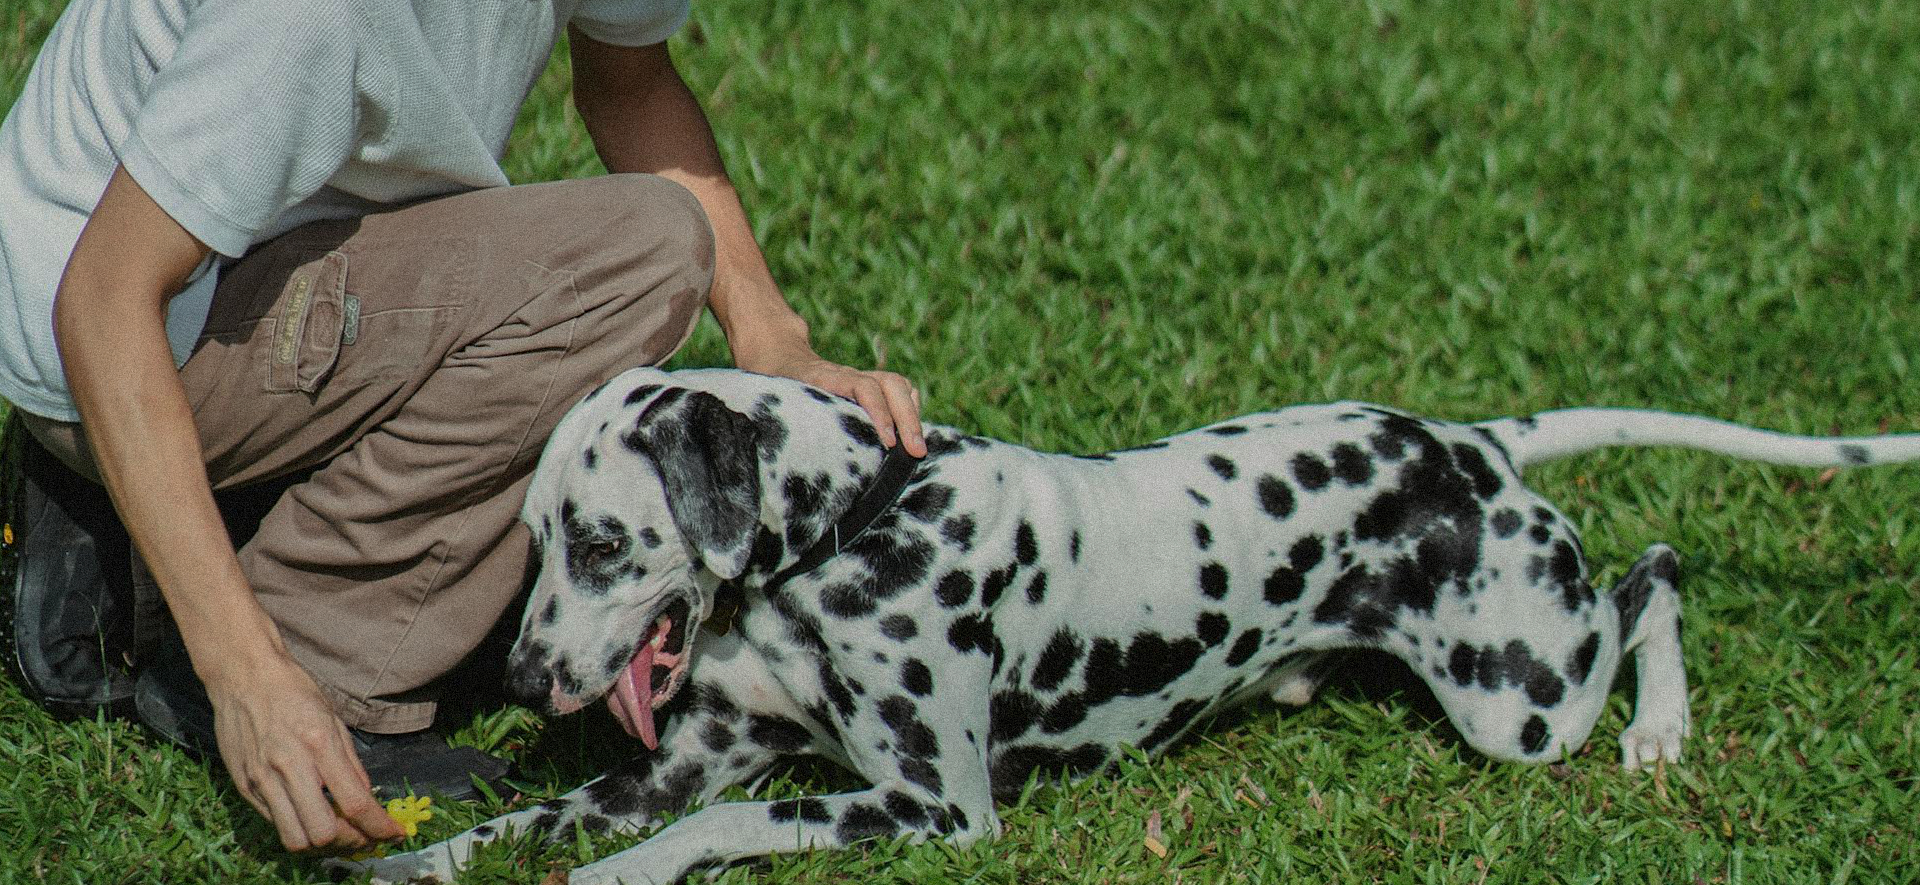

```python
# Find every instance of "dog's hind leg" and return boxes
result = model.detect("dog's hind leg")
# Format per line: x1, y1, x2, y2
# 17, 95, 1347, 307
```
1611, 544, 1689, 770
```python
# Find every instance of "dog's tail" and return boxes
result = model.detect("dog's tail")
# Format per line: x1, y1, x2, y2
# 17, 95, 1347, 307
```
1474, 409, 1920, 470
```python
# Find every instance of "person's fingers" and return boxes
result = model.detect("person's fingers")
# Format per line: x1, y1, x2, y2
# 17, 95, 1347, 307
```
319, 727, 403, 842
847, 376, 899, 449
277, 760, 346, 850
254, 773, 317, 852
875, 372, 927, 457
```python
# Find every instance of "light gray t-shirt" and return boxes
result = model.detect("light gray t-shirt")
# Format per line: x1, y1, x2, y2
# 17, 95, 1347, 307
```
0, 0, 689, 421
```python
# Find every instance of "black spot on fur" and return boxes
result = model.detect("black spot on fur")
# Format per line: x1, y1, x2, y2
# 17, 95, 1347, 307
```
1264, 566, 1306, 606
747, 396, 790, 460
1567, 632, 1601, 684
900, 484, 956, 522
1292, 453, 1331, 490
701, 720, 736, 753
1207, 424, 1249, 436
941, 514, 977, 550
622, 383, 663, 406
1547, 540, 1591, 610
1450, 640, 1564, 707
1032, 629, 1084, 691
1225, 629, 1263, 666
935, 570, 974, 608
1289, 535, 1325, 571
538, 595, 559, 626
1041, 693, 1089, 733
839, 414, 882, 448
837, 804, 899, 842
1199, 563, 1229, 599
819, 659, 858, 720
884, 791, 930, 828
1196, 612, 1229, 647
1207, 455, 1238, 481
879, 614, 919, 641
1450, 443, 1503, 498
1069, 530, 1082, 561
829, 528, 936, 614
1024, 572, 1049, 605
1015, 522, 1039, 565
746, 713, 813, 755
980, 564, 1016, 607
990, 744, 1108, 801
1193, 522, 1213, 550
803, 386, 837, 405
1081, 633, 1204, 707
948, 614, 995, 656
1256, 475, 1294, 519
1520, 715, 1550, 754
991, 690, 1043, 742
582, 448, 598, 470
1330, 442, 1374, 485
1490, 509, 1522, 538
769, 797, 832, 824
902, 659, 934, 696
1188, 488, 1212, 507
1529, 525, 1551, 544
879, 697, 939, 758
1141, 698, 1208, 751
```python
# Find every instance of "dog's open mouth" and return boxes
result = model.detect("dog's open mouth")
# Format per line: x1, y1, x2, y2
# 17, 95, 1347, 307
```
607, 596, 694, 750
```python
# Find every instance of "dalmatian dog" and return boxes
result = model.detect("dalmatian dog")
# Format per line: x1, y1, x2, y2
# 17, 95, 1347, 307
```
342, 366, 1920, 884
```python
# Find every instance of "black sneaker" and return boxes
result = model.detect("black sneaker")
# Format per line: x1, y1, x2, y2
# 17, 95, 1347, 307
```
2, 427, 138, 720
134, 632, 512, 802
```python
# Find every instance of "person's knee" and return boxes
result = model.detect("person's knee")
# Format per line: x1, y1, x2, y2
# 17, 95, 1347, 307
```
559, 175, 713, 370
598, 173, 715, 282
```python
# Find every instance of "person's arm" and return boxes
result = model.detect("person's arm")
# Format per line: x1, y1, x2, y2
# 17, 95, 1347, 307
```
567, 31, 927, 456
54, 167, 403, 852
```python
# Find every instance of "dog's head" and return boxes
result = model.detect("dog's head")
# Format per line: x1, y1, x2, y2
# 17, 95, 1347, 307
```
508, 367, 761, 748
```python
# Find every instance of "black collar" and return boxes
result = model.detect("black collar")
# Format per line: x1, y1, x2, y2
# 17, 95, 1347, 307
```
764, 444, 924, 592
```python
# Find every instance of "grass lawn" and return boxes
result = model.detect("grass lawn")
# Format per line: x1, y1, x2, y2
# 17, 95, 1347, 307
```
5, 0, 1919, 882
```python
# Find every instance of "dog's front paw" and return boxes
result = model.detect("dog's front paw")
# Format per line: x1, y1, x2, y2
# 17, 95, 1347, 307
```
1618, 721, 1686, 771
325, 846, 457, 884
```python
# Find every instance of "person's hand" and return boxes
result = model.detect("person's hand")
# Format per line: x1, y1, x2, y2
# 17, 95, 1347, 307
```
740, 346, 927, 458
204, 653, 405, 852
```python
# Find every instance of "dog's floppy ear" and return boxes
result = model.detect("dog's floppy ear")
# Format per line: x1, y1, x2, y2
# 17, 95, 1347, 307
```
623, 388, 762, 580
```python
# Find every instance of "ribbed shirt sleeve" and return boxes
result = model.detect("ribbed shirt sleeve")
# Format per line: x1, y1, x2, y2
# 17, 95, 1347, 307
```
571, 0, 691, 47
117, 0, 360, 257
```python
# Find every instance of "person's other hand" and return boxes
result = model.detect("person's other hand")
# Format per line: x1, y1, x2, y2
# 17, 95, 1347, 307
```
741, 349, 926, 457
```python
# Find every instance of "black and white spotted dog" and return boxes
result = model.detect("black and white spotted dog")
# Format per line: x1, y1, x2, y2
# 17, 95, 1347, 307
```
345, 367, 1920, 884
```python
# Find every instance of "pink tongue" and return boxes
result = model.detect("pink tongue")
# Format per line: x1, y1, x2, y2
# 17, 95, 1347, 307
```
608, 635, 659, 750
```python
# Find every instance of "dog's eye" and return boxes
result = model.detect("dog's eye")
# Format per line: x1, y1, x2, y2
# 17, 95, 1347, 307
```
585, 538, 621, 565
570, 535, 625, 571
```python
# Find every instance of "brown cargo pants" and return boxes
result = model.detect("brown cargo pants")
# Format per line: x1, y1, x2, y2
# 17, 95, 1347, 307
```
27, 174, 712, 732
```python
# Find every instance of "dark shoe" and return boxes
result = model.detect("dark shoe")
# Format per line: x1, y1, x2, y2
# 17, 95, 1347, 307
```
134, 634, 512, 801
3, 429, 138, 720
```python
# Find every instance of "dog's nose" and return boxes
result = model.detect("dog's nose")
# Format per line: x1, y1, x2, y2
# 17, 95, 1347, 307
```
505, 644, 555, 707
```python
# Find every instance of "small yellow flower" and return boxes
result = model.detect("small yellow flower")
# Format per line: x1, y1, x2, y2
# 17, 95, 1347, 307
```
344, 794, 434, 860
386, 794, 434, 838
3, 523, 12, 546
